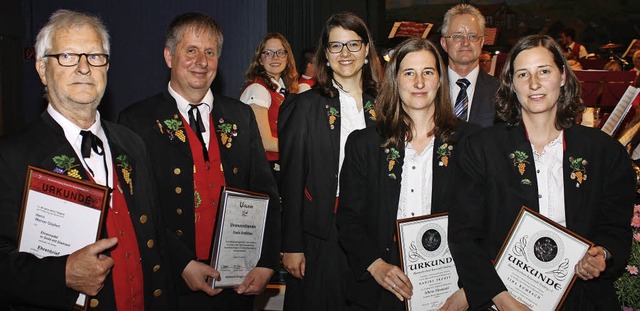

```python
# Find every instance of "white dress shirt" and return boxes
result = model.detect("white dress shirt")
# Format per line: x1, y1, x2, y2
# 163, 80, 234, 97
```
397, 139, 435, 219
336, 81, 366, 196
533, 131, 566, 227
47, 104, 113, 189
168, 82, 214, 148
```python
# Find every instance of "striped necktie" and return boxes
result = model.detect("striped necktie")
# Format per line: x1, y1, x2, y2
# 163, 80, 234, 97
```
454, 78, 471, 121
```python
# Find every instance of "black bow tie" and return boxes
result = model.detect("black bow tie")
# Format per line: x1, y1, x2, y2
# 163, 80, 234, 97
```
80, 130, 104, 158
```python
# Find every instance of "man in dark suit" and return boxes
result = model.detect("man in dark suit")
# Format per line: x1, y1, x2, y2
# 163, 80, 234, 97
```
118, 13, 280, 311
0, 10, 175, 310
440, 3, 499, 127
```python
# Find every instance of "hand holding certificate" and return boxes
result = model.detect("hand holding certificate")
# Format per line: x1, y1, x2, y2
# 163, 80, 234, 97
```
493, 207, 592, 310
17, 166, 109, 310
397, 213, 459, 311
210, 187, 270, 288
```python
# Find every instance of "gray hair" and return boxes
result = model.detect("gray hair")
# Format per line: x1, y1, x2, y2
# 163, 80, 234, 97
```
35, 9, 110, 61
440, 4, 486, 36
165, 12, 223, 56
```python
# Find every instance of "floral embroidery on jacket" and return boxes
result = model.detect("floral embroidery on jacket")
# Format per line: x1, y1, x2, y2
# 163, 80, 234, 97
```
510, 150, 530, 175
326, 105, 340, 130
385, 147, 400, 179
157, 115, 186, 142
217, 118, 237, 149
52, 155, 82, 179
363, 100, 376, 121
116, 155, 133, 195
436, 143, 454, 167
569, 156, 588, 187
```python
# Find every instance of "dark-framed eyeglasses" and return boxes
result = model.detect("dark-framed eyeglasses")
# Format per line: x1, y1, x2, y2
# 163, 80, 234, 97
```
45, 53, 110, 67
442, 33, 483, 43
327, 40, 364, 54
261, 49, 288, 59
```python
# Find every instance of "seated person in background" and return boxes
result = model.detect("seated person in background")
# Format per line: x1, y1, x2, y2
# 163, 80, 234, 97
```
479, 50, 493, 74
603, 59, 622, 71
559, 28, 587, 71
298, 47, 317, 92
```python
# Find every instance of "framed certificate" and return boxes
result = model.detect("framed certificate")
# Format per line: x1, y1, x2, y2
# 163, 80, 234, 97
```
17, 166, 109, 310
210, 187, 270, 288
493, 206, 593, 310
397, 213, 459, 311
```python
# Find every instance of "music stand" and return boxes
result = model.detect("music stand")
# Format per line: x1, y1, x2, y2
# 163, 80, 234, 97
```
574, 70, 636, 108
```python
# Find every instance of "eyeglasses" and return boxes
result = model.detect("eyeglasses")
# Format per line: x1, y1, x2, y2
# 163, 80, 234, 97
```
261, 49, 288, 59
327, 40, 364, 54
45, 53, 109, 67
442, 33, 483, 43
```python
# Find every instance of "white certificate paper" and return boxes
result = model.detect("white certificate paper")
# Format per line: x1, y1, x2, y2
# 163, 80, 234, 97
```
494, 207, 592, 310
210, 187, 269, 288
18, 166, 108, 310
397, 213, 459, 311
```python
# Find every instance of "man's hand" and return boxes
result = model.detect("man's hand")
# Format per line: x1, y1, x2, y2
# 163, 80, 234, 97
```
181, 260, 223, 296
236, 267, 274, 295
65, 238, 117, 296
438, 288, 469, 311
575, 246, 607, 281
367, 258, 413, 301
282, 252, 305, 279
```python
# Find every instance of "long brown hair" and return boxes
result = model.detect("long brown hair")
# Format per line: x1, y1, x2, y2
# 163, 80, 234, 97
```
496, 34, 583, 129
376, 38, 457, 148
245, 33, 299, 93
314, 12, 382, 98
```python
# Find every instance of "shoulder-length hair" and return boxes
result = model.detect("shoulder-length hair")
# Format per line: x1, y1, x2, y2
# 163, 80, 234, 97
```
376, 38, 456, 148
496, 34, 583, 129
245, 33, 299, 93
314, 12, 382, 98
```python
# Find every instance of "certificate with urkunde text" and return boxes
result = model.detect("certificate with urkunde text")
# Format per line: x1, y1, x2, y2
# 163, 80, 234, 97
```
397, 213, 459, 311
210, 187, 269, 288
493, 206, 592, 310
17, 166, 109, 310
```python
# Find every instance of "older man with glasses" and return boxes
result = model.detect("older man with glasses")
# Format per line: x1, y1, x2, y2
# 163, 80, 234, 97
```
0, 9, 175, 311
440, 3, 499, 127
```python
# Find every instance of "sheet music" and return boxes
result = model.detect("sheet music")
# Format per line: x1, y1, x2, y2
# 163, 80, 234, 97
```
601, 86, 640, 136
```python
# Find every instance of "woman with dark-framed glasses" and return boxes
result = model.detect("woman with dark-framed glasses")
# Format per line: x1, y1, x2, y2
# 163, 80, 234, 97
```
278, 11, 382, 311
240, 33, 298, 178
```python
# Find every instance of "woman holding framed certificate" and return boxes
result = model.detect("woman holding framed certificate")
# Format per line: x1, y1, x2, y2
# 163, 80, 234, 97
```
337, 38, 477, 311
448, 34, 636, 310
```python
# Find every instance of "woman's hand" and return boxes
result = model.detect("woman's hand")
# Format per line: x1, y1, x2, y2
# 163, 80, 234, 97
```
575, 246, 607, 281
367, 258, 413, 301
492, 291, 531, 311
438, 288, 468, 311
282, 252, 306, 279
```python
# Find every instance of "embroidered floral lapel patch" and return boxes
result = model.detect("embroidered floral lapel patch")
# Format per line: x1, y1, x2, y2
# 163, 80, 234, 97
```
157, 115, 186, 142
52, 155, 82, 179
510, 150, 530, 175
326, 105, 340, 130
510, 150, 531, 185
436, 143, 453, 167
569, 156, 588, 188
385, 147, 400, 179
217, 118, 237, 149
116, 155, 134, 195
363, 100, 376, 121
